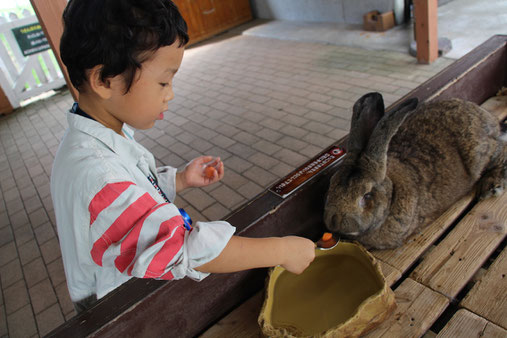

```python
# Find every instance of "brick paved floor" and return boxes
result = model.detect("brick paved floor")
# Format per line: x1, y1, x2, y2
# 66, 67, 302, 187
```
0, 30, 454, 337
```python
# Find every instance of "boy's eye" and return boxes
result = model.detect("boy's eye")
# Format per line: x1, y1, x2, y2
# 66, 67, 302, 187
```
159, 83, 169, 87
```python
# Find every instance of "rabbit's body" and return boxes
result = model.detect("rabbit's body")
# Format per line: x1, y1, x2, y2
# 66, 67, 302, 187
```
324, 93, 506, 249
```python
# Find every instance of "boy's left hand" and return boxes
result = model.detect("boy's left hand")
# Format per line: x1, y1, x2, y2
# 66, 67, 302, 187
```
178, 156, 224, 190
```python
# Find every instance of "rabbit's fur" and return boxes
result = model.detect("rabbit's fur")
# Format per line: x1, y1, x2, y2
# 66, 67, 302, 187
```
324, 92, 507, 249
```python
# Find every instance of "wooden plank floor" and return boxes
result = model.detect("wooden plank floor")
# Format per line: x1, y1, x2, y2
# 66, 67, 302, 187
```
460, 243, 507, 329
410, 191, 507, 299
200, 293, 264, 338
200, 95, 507, 337
363, 279, 448, 338
437, 309, 506, 338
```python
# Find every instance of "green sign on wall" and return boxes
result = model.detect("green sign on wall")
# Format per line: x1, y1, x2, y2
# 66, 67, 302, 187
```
11, 22, 50, 57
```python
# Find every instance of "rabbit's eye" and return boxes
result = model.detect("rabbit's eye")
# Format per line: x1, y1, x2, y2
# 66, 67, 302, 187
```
359, 192, 372, 208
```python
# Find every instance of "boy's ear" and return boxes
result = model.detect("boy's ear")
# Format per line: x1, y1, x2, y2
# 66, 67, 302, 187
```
87, 65, 113, 99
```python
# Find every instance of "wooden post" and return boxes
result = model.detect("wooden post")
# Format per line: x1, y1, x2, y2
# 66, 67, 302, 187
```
414, 0, 438, 64
0, 86, 14, 115
29, 0, 79, 101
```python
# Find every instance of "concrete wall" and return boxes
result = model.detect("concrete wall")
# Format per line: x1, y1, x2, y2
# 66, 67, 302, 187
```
250, 0, 398, 24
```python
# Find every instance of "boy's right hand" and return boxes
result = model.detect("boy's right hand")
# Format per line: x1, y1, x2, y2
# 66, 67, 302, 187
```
176, 156, 224, 192
280, 236, 316, 274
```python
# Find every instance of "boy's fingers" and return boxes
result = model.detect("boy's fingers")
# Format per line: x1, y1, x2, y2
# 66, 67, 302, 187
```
199, 156, 214, 164
208, 157, 220, 168
216, 161, 224, 178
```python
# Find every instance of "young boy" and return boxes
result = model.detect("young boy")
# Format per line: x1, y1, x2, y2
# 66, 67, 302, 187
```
51, 0, 315, 312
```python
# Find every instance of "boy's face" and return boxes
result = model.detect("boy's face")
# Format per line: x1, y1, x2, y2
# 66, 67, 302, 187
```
108, 42, 184, 130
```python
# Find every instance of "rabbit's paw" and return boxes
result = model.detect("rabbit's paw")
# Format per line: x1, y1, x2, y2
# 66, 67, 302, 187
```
359, 232, 405, 250
478, 175, 506, 200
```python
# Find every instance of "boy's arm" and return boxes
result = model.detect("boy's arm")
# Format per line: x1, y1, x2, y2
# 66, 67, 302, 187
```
195, 235, 315, 275
175, 171, 187, 193
88, 179, 234, 281
88, 177, 313, 281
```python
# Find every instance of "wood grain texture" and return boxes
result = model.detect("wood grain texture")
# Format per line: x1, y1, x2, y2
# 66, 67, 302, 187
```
437, 309, 506, 338
460, 246, 507, 329
364, 278, 448, 338
200, 292, 264, 338
413, 0, 438, 64
410, 192, 507, 299
174, 0, 252, 45
377, 260, 402, 287
0, 86, 13, 114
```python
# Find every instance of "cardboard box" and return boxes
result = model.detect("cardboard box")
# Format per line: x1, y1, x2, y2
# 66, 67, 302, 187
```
363, 10, 395, 32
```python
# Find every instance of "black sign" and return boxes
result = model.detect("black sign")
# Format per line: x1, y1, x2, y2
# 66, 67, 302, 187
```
11, 22, 50, 57
270, 145, 345, 198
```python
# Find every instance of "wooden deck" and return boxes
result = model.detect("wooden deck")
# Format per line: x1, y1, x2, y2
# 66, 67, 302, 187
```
200, 96, 507, 337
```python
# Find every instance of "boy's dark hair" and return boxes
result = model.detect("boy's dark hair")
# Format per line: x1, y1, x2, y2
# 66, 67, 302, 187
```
60, 0, 189, 93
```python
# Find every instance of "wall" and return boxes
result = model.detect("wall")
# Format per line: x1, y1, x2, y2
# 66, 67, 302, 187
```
250, 0, 397, 24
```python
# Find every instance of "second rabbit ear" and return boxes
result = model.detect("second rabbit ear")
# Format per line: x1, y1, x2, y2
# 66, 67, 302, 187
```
365, 96, 419, 159
348, 92, 385, 155
360, 96, 419, 180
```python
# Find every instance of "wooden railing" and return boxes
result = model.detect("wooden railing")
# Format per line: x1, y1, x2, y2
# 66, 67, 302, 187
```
0, 9, 66, 109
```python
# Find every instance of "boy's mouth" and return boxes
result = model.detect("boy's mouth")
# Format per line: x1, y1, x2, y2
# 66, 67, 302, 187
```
158, 112, 164, 120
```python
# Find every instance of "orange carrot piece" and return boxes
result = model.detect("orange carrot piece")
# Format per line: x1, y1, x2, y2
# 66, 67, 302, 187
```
322, 232, 333, 241
204, 166, 217, 179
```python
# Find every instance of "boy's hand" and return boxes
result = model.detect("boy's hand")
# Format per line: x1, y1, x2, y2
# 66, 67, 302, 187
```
280, 236, 316, 274
177, 156, 224, 191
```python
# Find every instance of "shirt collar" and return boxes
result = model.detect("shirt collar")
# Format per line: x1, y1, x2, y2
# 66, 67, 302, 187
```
67, 104, 146, 167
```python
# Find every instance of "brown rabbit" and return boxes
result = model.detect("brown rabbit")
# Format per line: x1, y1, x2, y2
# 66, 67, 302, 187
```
324, 92, 507, 249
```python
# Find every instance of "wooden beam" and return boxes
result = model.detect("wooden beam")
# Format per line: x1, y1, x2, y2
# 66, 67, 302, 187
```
0, 86, 14, 115
30, 0, 79, 101
414, 0, 438, 64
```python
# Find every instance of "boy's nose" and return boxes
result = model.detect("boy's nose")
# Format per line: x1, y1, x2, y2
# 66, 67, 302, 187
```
164, 88, 174, 103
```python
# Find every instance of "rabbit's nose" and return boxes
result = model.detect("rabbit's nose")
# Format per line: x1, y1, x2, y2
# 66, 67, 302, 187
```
324, 210, 333, 229
326, 214, 339, 231
332, 215, 339, 228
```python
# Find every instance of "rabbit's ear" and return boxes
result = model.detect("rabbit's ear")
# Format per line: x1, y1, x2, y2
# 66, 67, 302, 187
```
361, 97, 419, 179
348, 92, 385, 155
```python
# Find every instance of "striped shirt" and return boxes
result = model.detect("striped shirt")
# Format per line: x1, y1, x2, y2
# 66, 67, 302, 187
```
50, 111, 235, 302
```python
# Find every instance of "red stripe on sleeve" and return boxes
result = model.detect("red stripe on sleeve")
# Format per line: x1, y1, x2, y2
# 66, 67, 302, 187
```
114, 203, 167, 273
127, 260, 135, 276
154, 215, 184, 245
89, 182, 134, 226
143, 217, 185, 278
91, 192, 157, 266
160, 270, 174, 280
